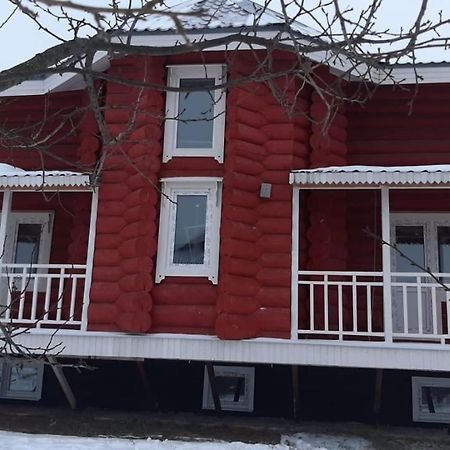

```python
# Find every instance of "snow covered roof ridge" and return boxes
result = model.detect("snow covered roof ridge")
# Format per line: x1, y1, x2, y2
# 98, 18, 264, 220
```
138, 0, 318, 35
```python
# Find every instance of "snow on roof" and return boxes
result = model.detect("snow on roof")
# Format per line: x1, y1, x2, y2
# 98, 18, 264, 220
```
290, 165, 450, 187
134, 0, 317, 35
0, 163, 93, 190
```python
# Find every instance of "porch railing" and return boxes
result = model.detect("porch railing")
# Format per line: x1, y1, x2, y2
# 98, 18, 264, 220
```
297, 270, 450, 344
0, 263, 87, 330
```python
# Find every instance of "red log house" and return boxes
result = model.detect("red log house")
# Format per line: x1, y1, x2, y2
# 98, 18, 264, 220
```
1, 0, 450, 424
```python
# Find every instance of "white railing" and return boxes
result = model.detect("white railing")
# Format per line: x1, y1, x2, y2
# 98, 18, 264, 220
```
297, 270, 450, 344
0, 263, 87, 330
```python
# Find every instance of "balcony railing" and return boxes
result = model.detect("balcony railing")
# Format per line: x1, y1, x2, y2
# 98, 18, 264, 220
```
297, 270, 450, 344
0, 263, 87, 330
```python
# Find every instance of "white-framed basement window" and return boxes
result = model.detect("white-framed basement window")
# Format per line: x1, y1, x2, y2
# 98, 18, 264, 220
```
202, 365, 255, 412
163, 64, 226, 163
412, 376, 450, 423
0, 358, 44, 401
155, 178, 222, 284
5, 212, 53, 292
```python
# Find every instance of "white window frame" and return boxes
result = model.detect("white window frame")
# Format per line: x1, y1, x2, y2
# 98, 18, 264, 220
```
202, 365, 255, 412
0, 358, 44, 401
163, 64, 226, 163
155, 177, 222, 284
412, 376, 450, 423
5, 212, 53, 292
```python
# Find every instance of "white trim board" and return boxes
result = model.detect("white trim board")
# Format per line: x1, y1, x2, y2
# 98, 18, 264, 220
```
11, 330, 450, 372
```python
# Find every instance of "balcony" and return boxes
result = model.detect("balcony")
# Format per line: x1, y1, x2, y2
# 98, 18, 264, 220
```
296, 270, 450, 344
0, 263, 87, 330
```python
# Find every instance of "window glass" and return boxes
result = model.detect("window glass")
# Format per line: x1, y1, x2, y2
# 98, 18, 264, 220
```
173, 195, 207, 264
420, 386, 450, 415
216, 375, 246, 403
8, 364, 40, 394
438, 227, 450, 280
395, 225, 425, 274
14, 224, 41, 266
176, 78, 215, 149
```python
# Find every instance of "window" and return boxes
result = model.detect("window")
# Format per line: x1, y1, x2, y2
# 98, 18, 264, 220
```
202, 365, 255, 412
0, 358, 44, 401
4, 212, 53, 291
155, 178, 222, 284
163, 64, 226, 163
412, 377, 450, 423
391, 213, 450, 334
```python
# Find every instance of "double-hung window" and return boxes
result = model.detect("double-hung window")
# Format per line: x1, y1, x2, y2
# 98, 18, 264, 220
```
155, 178, 222, 284
163, 64, 226, 163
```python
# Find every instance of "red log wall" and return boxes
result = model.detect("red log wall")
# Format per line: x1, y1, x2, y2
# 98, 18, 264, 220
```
0, 91, 96, 171
346, 83, 450, 272
86, 51, 312, 337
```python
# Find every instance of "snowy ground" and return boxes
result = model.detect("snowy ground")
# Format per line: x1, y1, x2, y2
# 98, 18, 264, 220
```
0, 430, 374, 450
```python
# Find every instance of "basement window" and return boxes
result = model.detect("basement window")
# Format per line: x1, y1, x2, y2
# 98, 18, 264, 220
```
163, 64, 226, 163
202, 365, 255, 412
412, 376, 450, 423
155, 178, 222, 284
0, 359, 44, 401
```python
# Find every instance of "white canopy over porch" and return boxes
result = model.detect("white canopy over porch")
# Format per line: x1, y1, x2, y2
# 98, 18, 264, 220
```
290, 165, 450, 345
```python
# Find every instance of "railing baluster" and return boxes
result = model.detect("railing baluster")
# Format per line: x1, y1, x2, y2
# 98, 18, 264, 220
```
56, 268, 65, 322
403, 285, 408, 334
309, 284, 315, 331
69, 277, 77, 320
30, 277, 38, 321
367, 285, 372, 334
4, 277, 11, 321
417, 276, 423, 336
43, 277, 52, 323
18, 267, 27, 320
352, 275, 357, 332
431, 285, 437, 335
324, 275, 329, 332
338, 284, 343, 340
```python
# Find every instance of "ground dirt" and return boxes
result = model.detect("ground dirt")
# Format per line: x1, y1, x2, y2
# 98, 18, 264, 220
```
0, 404, 449, 449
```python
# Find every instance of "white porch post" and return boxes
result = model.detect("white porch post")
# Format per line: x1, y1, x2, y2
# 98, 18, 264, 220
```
81, 188, 99, 331
0, 189, 12, 264
381, 186, 393, 343
291, 186, 300, 340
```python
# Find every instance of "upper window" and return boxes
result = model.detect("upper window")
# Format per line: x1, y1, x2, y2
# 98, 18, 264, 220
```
163, 65, 226, 163
155, 178, 222, 284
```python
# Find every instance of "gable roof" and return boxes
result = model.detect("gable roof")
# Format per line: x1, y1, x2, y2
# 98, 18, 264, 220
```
3, 0, 450, 97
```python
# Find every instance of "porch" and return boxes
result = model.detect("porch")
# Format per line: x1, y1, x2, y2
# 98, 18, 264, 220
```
290, 165, 450, 345
0, 165, 97, 331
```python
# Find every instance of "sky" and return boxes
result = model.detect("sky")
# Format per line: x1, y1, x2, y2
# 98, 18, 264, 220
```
1, 0, 450, 71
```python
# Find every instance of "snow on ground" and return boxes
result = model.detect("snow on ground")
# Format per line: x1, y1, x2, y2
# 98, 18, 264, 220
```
0, 430, 373, 450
